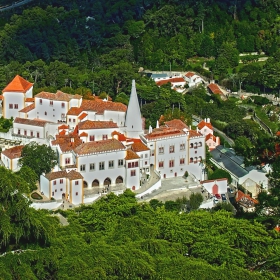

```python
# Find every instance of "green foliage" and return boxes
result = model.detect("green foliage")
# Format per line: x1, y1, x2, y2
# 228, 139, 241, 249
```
208, 169, 232, 184
189, 192, 204, 210
31, 192, 43, 200
19, 142, 57, 179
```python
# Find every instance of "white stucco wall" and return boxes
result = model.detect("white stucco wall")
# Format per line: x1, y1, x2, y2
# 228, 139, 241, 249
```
69, 179, 83, 204
13, 122, 45, 139
40, 175, 50, 198
76, 149, 126, 187
34, 97, 69, 122
3, 92, 25, 119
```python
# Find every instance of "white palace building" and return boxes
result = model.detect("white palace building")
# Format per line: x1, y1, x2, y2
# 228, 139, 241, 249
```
0, 75, 206, 204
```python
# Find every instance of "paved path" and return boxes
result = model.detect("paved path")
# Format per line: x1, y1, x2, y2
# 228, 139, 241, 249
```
0, 0, 34, 12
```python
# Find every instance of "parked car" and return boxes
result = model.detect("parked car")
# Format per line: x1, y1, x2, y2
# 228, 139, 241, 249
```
221, 193, 227, 201
215, 194, 221, 199
213, 197, 219, 204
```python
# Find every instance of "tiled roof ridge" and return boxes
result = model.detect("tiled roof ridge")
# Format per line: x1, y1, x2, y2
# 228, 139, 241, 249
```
2, 75, 33, 93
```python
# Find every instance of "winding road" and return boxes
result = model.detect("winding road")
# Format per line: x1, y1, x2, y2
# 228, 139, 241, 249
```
0, 0, 34, 12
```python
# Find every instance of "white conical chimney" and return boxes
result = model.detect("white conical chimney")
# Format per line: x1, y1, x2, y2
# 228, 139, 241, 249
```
156, 120, 159, 128
125, 80, 144, 138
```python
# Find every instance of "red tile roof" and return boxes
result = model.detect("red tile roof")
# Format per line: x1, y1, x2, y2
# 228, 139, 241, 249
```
156, 77, 186, 87
0, 95, 3, 100
25, 97, 34, 102
236, 190, 258, 204
36, 91, 82, 101
58, 124, 69, 130
206, 133, 216, 142
18, 103, 35, 113
145, 127, 185, 140
197, 120, 213, 130
2, 145, 24, 159
78, 112, 88, 120
125, 149, 140, 160
14, 117, 48, 127
112, 131, 127, 141
74, 139, 125, 156
59, 130, 67, 136
3, 75, 33, 93
165, 119, 189, 130
67, 107, 83, 116
52, 134, 83, 152
188, 130, 202, 138
208, 83, 223, 94
45, 170, 68, 181
78, 120, 118, 130
185, 72, 195, 78
79, 132, 88, 137
67, 170, 83, 180
201, 178, 228, 184
81, 99, 127, 114
131, 142, 150, 152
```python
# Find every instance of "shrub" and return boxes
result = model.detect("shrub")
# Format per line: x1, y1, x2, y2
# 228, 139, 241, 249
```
31, 192, 43, 200
184, 171, 189, 178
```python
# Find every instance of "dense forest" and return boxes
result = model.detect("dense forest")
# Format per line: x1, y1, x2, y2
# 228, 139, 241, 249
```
0, 1, 280, 278
0, 0, 279, 95
0, 165, 280, 279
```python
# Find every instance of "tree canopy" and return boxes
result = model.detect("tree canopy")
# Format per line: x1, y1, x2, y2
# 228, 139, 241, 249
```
19, 142, 57, 178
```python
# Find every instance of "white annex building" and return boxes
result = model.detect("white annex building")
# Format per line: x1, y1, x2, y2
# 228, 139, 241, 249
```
0, 75, 207, 204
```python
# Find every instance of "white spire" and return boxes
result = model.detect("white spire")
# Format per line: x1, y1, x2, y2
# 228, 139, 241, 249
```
156, 120, 159, 128
148, 125, 152, 133
125, 80, 144, 138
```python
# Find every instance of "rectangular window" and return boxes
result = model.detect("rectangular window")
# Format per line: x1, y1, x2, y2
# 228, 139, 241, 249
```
180, 158, 185, 165
65, 158, 70, 164
145, 161, 148, 165
76, 192, 78, 195
45, 111, 47, 116
145, 154, 148, 158
103, 134, 108, 140
18, 129, 20, 135
24, 130, 27, 136
69, 118, 71, 122
55, 189, 57, 192
131, 170, 136, 176
90, 135, 95, 141
9, 104, 13, 109
60, 179, 63, 184
61, 102, 65, 108
14, 104, 18, 109
159, 161, 164, 168
61, 113, 65, 119
73, 119, 76, 123
60, 188, 63, 191
90, 163, 95, 171
159, 147, 164, 154
50, 100, 53, 106
135, 161, 138, 167
151, 150, 155, 156
39, 99, 42, 105
52, 192, 54, 196
99, 162, 105, 170
109, 160, 114, 168
80, 164, 85, 171
128, 162, 132, 168
169, 145, 175, 153
75, 181, 79, 186
118, 159, 123, 167
31, 131, 33, 137
180, 144, 185, 150
169, 160, 174, 168
53, 180, 56, 185
37, 132, 40, 138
